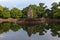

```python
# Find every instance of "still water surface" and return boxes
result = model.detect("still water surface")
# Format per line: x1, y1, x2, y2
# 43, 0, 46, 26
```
0, 22, 60, 40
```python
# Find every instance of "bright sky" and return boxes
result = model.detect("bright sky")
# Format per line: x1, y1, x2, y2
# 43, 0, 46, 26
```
0, 0, 60, 10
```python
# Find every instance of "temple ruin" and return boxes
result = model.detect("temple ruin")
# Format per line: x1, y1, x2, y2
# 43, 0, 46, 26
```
27, 7, 33, 18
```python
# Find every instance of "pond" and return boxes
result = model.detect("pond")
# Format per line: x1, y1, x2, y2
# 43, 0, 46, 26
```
0, 22, 60, 40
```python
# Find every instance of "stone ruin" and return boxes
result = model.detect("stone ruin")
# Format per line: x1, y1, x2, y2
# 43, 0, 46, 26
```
27, 7, 33, 18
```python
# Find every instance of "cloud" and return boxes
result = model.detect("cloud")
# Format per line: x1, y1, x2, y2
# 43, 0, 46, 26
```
0, 34, 5, 38
0, 0, 60, 10
0, 0, 16, 2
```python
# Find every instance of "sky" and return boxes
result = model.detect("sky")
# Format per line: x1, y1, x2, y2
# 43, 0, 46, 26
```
0, 0, 60, 10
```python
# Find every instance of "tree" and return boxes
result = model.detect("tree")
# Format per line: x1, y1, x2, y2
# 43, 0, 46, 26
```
37, 3, 47, 18
51, 2, 60, 18
10, 7, 22, 18
10, 23, 21, 32
22, 7, 28, 18
0, 22, 10, 34
0, 5, 3, 17
2, 7, 11, 18
45, 9, 51, 18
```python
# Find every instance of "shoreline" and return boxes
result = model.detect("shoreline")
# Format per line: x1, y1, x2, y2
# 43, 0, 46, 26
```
0, 18, 18, 23
0, 18, 60, 23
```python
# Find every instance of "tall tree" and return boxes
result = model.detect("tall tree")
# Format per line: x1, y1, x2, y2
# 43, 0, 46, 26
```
37, 3, 47, 18
22, 7, 28, 18
51, 2, 60, 18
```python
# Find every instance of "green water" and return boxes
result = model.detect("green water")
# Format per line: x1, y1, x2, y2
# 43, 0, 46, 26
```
0, 22, 60, 40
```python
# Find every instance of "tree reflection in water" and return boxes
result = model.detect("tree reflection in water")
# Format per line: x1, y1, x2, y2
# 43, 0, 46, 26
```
0, 22, 60, 37
50, 22, 60, 37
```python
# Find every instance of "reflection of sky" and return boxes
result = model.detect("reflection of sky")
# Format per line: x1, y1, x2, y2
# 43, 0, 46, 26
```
0, 0, 60, 10
0, 29, 60, 40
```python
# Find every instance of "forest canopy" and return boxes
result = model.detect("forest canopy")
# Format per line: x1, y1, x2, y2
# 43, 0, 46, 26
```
0, 2, 60, 19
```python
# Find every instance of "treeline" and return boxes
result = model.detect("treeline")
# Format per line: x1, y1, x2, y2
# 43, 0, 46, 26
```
0, 2, 60, 19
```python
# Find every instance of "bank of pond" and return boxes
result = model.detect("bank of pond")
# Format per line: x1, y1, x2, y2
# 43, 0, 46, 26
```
0, 18, 60, 23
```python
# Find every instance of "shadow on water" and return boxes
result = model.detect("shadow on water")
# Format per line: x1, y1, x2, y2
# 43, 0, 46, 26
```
0, 21, 60, 37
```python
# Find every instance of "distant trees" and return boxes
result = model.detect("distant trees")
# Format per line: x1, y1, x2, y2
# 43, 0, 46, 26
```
22, 2, 60, 18
0, 6, 23, 19
0, 5, 3, 17
22, 7, 28, 18
51, 2, 60, 18
10, 7, 22, 19
37, 3, 47, 18
22, 3, 47, 18
2, 7, 10, 18
0, 2, 60, 18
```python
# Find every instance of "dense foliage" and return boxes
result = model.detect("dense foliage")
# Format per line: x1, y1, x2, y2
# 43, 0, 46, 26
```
2, 7, 11, 18
0, 2, 60, 18
10, 8, 22, 18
